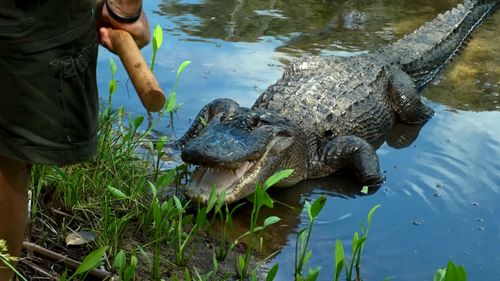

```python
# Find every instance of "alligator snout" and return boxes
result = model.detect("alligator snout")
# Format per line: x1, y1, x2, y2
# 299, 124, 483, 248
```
181, 127, 268, 168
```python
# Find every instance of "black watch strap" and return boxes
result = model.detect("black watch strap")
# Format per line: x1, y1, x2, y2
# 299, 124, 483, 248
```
104, 0, 142, 23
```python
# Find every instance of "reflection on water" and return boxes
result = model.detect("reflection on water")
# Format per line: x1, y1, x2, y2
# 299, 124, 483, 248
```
158, 0, 458, 55
422, 12, 500, 111
97, 0, 499, 280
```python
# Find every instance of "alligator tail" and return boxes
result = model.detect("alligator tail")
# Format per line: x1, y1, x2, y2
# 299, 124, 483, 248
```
380, 0, 499, 89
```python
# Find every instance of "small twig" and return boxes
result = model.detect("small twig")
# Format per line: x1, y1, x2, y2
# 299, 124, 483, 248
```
51, 208, 86, 223
18, 258, 52, 278
22, 241, 111, 280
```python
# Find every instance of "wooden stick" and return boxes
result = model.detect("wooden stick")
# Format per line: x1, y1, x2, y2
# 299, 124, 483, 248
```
108, 29, 166, 112
22, 241, 111, 280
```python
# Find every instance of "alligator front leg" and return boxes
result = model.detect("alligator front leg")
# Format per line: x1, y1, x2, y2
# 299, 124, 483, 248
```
178, 98, 240, 147
317, 135, 383, 186
388, 67, 434, 124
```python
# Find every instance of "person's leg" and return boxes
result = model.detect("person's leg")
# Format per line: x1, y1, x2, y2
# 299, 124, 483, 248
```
0, 155, 30, 281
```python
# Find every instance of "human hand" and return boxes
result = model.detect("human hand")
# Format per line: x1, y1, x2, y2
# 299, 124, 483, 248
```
96, 0, 151, 52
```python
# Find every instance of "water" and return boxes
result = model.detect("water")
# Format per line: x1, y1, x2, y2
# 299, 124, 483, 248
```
96, 0, 500, 280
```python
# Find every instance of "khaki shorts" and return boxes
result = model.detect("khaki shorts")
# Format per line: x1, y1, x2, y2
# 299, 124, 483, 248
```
0, 27, 99, 165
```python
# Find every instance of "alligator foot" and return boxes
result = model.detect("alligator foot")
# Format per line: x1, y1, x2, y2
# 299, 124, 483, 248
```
388, 67, 434, 124
320, 135, 384, 186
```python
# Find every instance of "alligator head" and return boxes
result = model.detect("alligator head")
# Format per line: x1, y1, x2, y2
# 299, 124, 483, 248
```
181, 107, 307, 204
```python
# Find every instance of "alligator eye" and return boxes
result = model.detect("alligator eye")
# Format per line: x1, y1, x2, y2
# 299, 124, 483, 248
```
246, 116, 262, 129
246, 115, 262, 129
219, 113, 226, 121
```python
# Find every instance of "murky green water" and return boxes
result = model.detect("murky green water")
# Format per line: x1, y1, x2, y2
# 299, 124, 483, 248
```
96, 0, 500, 280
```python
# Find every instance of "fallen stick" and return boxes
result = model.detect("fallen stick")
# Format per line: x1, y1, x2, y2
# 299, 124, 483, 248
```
18, 258, 52, 278
22, 241, 111, 280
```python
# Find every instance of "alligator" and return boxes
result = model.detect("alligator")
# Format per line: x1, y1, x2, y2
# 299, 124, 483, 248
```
179, 0, 499, 204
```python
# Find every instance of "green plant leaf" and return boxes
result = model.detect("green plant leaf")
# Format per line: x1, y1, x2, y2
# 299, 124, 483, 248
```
133, 116, 144, 129
108, 79, 117, 95
264, 169, 294, 190
130, 254, 137, 267
74, 246, 108, 275
184, 267, 191, 281
456, 265, 467, 281
114, 250, 126, 271
360, 186, 369, 194
334, 239, 344, 281
367, 204, 381, 225
164, 91, 177, 112
250, 271, 258, 281
304, 249, 312, 268
442, 260, 467, 281
176, 60, 192, 81
266, 263, 279, 281
153, 24, 163, 51
309, 195, 327, 220
307, 266, 321, 281
60, 271, 68, 281
156, 136, 167, 152
263, 216, 281, 227
260, 190, 274, 208
156, 169, 176, 188
215, 188, 227, 213
195, 207, 207, 228
212, 254, 219, 274
443, 262, 457, 281
351, 231, 359, 252
173, 196, 183, 212
152, 200, 161, 225
238, 255, 245, 271
124, 265, 136, 281
206, 186, 218, 213
107, 185, 127, 199
109, 58, 117, 75
149, 181, 158, 197
200, 117, 208, 127
434, 268, 446, 281
160, 199, 173, 214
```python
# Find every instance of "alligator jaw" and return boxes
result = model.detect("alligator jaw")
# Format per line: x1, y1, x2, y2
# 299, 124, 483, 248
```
187, 159, 260, 203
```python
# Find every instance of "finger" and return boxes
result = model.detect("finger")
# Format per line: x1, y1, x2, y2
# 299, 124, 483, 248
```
99, 27, 115, 53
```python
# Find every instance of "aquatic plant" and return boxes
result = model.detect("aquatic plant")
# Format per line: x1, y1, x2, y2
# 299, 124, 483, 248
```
60, 246, 108, 281
235, 169, 292, 280
113, 249, 138, 281
173, 195, 208, 266
204, 187, 245, 261
334, 204, 381, 281
294, 195, 327, 281
150, 24, 163, 73
434, 260, 467, 281
163, 60, 191, 131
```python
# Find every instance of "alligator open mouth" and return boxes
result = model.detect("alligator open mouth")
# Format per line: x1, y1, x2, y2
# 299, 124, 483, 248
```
187, 158, 262, 203
183, 132, 288, 204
